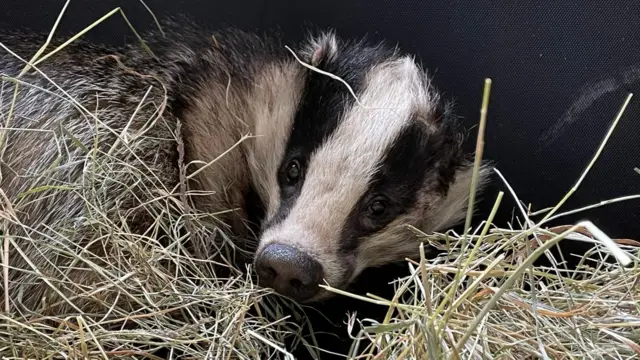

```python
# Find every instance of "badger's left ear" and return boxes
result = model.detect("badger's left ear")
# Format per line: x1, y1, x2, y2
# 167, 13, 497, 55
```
425, 162, 493, 233
302, 31, 339, 67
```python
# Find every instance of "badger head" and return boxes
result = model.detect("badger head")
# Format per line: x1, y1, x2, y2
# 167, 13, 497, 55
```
252, 32, 490, 303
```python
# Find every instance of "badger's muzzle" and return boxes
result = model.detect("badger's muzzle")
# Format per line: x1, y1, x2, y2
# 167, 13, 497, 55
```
254, 243, 324, 302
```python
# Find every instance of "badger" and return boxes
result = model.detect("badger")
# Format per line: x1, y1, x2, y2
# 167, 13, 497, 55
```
0, 21, 488, 315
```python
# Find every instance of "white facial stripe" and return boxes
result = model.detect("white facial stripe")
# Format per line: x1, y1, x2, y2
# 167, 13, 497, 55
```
260, 57, 435, 284
246, 62, 305, 219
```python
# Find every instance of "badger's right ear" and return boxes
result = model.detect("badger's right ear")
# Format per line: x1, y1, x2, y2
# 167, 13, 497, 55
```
301, 31, 339, 67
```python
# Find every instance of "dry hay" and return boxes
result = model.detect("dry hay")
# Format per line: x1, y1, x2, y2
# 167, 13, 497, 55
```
1, 5, 639, 360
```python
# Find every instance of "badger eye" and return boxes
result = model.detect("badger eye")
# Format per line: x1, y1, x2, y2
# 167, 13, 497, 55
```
368, 199, 387, 217
285, 159, 301, 184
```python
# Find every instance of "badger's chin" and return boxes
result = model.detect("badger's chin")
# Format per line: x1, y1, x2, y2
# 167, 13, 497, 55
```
299, 274, 355, 304
300, 286, 343, 303
311, 252, 358, 301
294, 254, 360, 304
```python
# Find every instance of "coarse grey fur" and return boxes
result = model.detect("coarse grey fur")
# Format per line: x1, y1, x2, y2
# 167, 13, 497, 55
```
0, 22, 489, 315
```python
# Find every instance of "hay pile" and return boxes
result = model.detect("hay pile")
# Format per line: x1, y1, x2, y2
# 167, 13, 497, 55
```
329, 223, 640, 360
1, 6, 639, 360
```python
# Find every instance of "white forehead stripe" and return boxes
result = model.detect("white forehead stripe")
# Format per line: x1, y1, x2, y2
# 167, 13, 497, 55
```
262, 57, 435, 258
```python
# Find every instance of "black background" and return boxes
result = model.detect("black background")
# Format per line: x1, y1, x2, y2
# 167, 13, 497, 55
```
2, 1, 639, 357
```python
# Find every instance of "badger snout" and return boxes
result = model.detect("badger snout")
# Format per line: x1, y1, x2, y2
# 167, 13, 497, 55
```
255, 243, 324, 302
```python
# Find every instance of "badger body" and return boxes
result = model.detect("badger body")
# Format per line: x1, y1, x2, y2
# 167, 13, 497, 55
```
0, 22, 487, 315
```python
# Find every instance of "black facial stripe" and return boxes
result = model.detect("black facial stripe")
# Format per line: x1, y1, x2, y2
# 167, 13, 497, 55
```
340, 109, 463, 253
264, 38, 398, 229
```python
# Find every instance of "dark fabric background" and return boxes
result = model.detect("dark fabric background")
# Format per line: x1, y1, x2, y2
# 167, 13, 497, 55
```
1, 1, 639, 357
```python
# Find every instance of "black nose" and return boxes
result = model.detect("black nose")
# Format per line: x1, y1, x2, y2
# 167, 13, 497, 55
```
255, 243, 323, 302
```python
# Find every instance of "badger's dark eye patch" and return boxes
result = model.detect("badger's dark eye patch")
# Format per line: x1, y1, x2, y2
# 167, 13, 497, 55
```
367, 197, 388, 217
265, 154, 308, 228
356, 194, 398, 232
285, 159, 302, 185
277, 155, 306, 199
340, 120, 442, 253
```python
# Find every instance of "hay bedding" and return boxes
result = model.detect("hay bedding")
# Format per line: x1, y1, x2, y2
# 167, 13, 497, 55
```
1, 7, 639, 360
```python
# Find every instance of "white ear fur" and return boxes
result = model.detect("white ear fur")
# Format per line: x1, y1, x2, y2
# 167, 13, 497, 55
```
426, 162, 492, 232
306, 32, 339, 67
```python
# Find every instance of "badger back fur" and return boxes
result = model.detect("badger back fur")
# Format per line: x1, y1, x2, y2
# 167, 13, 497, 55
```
0, 22, 489, 314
